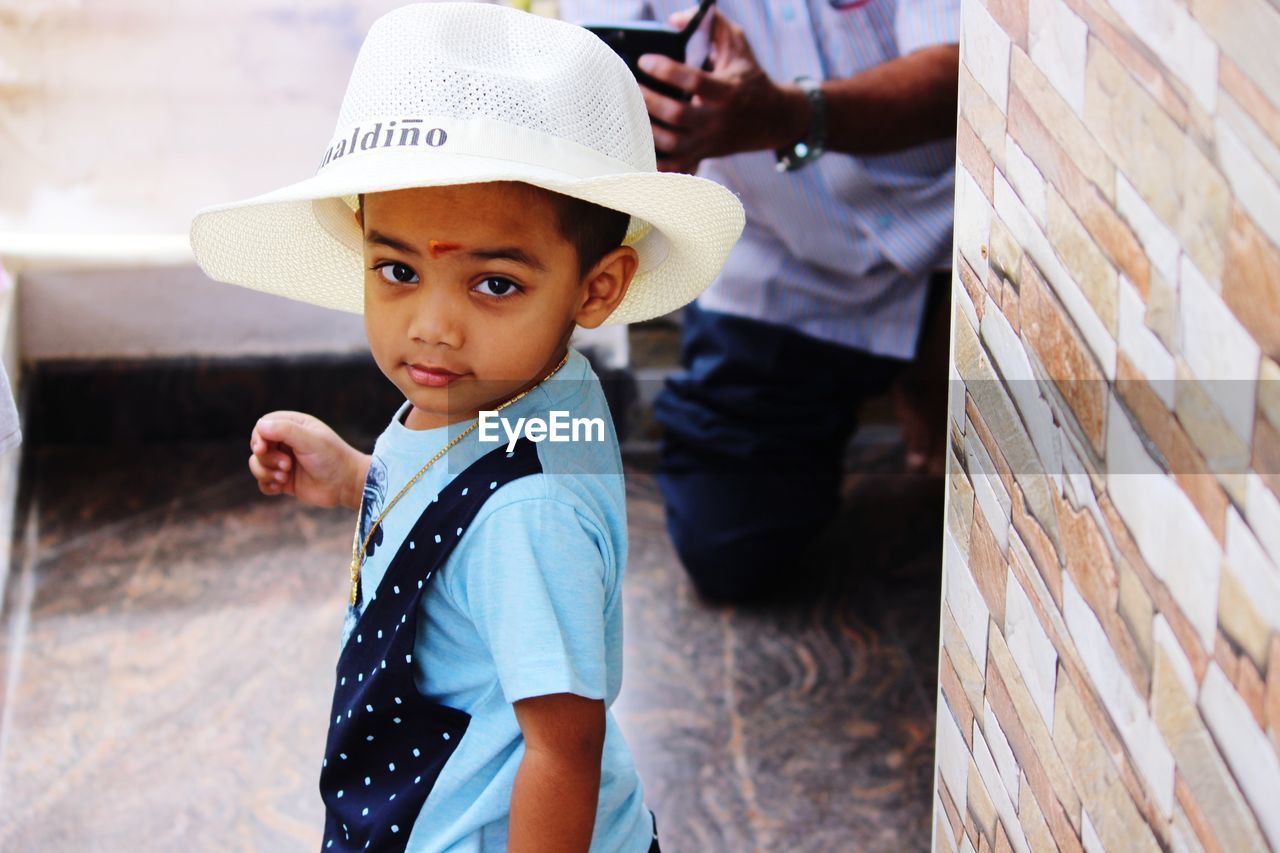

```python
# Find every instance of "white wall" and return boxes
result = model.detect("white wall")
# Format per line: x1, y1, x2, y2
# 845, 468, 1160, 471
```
0, 0, 626, 365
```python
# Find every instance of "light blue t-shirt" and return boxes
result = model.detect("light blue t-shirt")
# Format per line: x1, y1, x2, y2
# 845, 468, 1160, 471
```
337, 347, 651, 853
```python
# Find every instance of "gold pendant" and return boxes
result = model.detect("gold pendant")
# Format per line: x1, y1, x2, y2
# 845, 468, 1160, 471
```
349, 557, 361, 607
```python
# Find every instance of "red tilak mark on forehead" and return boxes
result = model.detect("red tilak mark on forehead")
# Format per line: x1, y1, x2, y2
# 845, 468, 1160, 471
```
428, 241, 463, 259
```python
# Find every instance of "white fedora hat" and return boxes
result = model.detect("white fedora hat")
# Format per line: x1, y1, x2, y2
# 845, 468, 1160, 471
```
189, 1, 745, 325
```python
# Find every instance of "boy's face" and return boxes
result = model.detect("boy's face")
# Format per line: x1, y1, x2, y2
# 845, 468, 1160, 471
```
355, 182, 635, 431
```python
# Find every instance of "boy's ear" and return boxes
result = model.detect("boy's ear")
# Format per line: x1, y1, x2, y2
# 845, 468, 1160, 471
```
354, 206, 364, 232
574, 246, 639, 329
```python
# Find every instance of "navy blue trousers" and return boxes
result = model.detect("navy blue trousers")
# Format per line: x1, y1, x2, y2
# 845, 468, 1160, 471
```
652, 300, 906, 603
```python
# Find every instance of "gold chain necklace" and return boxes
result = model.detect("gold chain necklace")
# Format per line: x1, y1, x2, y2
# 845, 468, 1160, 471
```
348, 350, 570, 606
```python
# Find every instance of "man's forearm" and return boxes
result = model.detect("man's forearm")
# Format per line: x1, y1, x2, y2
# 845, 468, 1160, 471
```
508, 746, 600, 852
771, 44, 960, 157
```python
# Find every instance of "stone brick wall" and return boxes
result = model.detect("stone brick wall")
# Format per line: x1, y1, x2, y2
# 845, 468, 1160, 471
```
937, 0, 1280, 850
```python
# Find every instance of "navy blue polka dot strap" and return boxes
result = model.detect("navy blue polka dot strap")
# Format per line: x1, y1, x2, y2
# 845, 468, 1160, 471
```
318, 438, 542, 851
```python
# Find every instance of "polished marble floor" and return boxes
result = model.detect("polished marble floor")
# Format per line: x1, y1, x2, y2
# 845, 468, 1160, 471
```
0, 438, 941, 852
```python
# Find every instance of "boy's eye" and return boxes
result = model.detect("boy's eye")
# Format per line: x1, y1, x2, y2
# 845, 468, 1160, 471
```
472, 276, 523, 299
374, 262, 419, 285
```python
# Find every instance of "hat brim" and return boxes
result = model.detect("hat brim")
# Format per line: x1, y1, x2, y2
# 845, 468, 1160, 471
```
189, 148, 744, 325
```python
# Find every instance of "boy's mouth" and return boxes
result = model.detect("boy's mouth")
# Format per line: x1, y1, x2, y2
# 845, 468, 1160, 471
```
406, 362, 467, 388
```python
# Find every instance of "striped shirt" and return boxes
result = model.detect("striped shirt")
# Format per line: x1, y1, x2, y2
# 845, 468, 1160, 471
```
562, 0, 960, 359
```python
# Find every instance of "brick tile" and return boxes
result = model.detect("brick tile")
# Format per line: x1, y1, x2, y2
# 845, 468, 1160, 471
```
1222, 204, 1280, 361
1052, 672, 1163, 851
1198, 663, 1280, 848
1115, 353, 1229, 543
1084, 37, 1230, 280
944, 602, 989, 719
1117, 562, 1154, 666
966, 395, 1015, 496
1237, 654, 1269, 729
1152, 641, 1271, 851
1178, 254, 1263, 447
1214, 633, 1239, 685
970, 509, 1008, 627
1220, 55, 1280, 149
1220, 506, 1280, 670
942, 646, 977, 747
1257, 358, 1280, 433
959, 255, 987, 327
937, 804, 958, 853
1216, 116, 1280, 260
1046, 188, 1118, 337
1059, 0, 1192, 126
1056, 494, 1117, 618
1000, 279, 1021, 336
949, 453, 977, 553
958, 165, 995, 282
1055, 492, 1153, 697
1108, 392, 1224, 650
1098, 494, 1212, 684
1019, 257, 1107, 455
1016, 772, 1072, 853
1063, 577, 1172, 812
993, 821, 1013, 853
1010, 482, 1063, 608
987, 643, 1083, 846
1005, 132, 1049, 225
939, 770, 965, 848
1011, 48, 1114, 201
961, 65, 1008, 172
1172, 775, 1220, 853
962, 0, 1011, 111
1145, 269, 1178, 351
983, 269, 1003, 306
1266, 635, 1280, 753
1074, 183, 1151, 300
967, 417, 1014, 552
1257, 405, 1280, 499
1173, 360, 1253, 496
1028, 0, 1088, 115
1191, 0, 1280, 116
988, 217, 1023, 286
959, 114, 995, 204
968, 758, 998, 846
987, 0, 1028, 50
1218, 566, 1273, 677
1117, 277, 1174, 406
1004, 568, 1060, 730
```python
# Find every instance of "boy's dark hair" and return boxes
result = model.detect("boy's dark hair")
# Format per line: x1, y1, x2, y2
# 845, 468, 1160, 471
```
549, 190, 633, 279
357, 186, 631, 279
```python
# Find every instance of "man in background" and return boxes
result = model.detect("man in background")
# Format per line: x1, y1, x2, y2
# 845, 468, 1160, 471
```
563, 0, 960, 602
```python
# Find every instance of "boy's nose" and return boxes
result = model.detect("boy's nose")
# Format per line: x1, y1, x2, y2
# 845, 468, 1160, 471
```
406, 283, 465, 349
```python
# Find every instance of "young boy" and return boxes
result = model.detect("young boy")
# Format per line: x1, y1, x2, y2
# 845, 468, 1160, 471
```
188, 3, 742, 851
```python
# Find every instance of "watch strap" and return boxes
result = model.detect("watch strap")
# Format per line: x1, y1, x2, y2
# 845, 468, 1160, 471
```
775, 76, 827, 172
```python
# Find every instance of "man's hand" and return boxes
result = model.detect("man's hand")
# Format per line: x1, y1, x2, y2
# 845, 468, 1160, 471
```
637, 7, 807, 174
248, 411, 371, 510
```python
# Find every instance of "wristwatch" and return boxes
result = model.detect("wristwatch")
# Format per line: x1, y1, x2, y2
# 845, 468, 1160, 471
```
775, 76, 827, 172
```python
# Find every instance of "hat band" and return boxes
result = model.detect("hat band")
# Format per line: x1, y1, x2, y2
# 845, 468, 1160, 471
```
316, 115, 640, 180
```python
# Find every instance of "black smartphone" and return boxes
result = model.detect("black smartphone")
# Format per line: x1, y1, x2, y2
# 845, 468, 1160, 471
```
582, 0, 716, 101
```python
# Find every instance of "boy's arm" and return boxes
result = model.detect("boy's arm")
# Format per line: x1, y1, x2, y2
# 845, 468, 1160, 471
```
509, 692, 606, 853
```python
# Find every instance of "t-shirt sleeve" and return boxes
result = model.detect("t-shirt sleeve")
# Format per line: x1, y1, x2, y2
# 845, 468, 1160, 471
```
896, 0, 961, 56
453, 497, 610, 705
